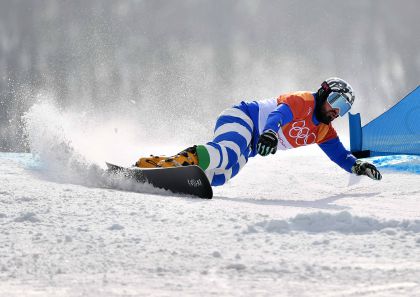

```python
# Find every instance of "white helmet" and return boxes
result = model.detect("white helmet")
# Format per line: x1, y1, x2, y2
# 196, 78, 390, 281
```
320, 77, 355, 116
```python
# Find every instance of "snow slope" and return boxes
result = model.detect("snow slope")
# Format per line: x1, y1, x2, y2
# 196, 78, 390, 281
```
1, 102, 420, 296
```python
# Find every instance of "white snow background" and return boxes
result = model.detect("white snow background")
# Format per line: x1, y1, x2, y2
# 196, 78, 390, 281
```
1, 100, 420, 297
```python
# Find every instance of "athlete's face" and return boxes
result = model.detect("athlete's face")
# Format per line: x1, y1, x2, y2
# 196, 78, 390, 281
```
318, 101, 340, 124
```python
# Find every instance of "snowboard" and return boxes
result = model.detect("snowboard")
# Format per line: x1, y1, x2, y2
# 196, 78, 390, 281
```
106, 163, 213, 199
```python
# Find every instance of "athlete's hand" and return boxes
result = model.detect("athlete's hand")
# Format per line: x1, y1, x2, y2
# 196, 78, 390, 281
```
257, 130, 278, 156
351, 160, 382, 180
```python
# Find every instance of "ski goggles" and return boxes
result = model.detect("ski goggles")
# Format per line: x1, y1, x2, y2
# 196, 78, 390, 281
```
326, 92, 352, 116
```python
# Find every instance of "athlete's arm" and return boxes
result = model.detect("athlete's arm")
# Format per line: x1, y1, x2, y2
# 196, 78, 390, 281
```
318, 137, 357, 173
263, 104, 293, 132
257, 104, 293, 156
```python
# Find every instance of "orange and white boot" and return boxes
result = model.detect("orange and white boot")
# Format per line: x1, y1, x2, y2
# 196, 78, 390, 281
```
157, 146, 199, 168
135, 155, 167, 168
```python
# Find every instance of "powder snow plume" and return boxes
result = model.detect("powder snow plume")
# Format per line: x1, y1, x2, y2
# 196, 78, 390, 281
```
21, 97, 147, 188
22, 100, 102, 186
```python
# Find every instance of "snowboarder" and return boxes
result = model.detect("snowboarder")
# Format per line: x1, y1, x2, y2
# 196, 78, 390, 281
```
135, 78, 382, 186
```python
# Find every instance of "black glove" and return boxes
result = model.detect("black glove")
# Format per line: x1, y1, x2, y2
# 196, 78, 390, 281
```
351, 160, 382, 180
257, 129, 278, 156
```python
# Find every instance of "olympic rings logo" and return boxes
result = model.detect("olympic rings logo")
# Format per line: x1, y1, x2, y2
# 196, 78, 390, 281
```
288, 120, 316, 146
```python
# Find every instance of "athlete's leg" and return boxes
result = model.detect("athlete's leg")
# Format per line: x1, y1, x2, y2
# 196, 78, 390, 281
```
198, 105, 254, 186
135, 104, 255, 186
205, 153, 249, 186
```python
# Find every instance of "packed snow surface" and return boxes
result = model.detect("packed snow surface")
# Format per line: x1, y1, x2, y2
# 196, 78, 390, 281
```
1, 102, 420, 296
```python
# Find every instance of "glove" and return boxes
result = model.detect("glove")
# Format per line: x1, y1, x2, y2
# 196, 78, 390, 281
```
351, 160, 382, 180
257, 129, 278, 156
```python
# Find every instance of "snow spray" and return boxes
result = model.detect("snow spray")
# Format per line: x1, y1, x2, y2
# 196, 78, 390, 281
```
21, 96, 148, 189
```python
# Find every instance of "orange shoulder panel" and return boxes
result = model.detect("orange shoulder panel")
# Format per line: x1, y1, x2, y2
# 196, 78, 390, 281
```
277, 91, 315, 120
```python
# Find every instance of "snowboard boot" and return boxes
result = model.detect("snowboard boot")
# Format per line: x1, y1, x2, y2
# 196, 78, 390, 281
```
135, 155, 167, 168
157, 146, 199, 168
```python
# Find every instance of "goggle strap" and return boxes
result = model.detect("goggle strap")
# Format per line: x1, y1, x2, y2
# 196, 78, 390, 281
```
321, 81, 331, 94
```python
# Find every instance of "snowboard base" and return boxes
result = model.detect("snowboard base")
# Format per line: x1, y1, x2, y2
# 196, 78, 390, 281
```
106, 163, 213, 199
